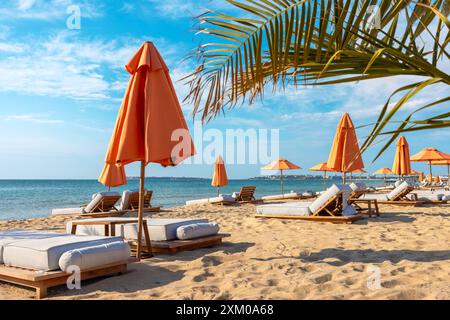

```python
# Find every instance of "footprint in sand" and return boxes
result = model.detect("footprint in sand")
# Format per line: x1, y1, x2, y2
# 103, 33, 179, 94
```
312, 273, 332, 284
193, 270, 215, 282
201, 256, 224, 267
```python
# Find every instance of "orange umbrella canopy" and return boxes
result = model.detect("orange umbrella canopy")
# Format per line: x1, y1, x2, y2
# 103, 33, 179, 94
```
211, 156, 228, 188
374, 167, 393, 175
99, 41, 195, 187
262, 158, 301, 170
410, 148, 450, 162
327, 113, 364, 182
309, 162, 332, 172
409, 169, 420, 175
430, 159, 450, 165
99, 163, 126, 188
392, 136, 411, 175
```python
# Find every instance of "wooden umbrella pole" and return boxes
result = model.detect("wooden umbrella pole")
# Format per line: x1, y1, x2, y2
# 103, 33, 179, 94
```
217, 186, 220, 196
429, 161, 433, 183
136, 161, 153, 260
342, 172, 346, 184
445, 164, 449, 185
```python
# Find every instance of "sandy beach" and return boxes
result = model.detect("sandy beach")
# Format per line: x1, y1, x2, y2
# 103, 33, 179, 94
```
1, 202, 449, 300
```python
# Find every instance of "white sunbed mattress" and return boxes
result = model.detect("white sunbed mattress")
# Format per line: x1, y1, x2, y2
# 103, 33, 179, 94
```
256, 201, 312, 216
67, 217, 210, 241
51, 207, 85, 216
413, 190, 450, 201
2, 235, 123, 271
359, 193, 390, 201
185, 195, 235, 206
0, 230, 67, 264
261, 193, 301, 201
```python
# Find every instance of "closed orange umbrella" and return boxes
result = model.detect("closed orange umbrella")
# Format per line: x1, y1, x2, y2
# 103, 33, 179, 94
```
409, 169, 420, 175
418, 172, 425, 182
327, 113, 364, 183
392, 136, 411, 177
309, 162, 332, 179
262, 158, 301, 195
374, 167, 393, 183
411, 148, 450, 183
99, 163, 126, 190
99, 42, 195, 259
430, 158, 450, 186
211, 156, 228, 195
434, 175, 442, 184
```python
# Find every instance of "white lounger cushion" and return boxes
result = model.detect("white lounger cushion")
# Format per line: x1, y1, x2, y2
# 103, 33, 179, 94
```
0, 230, 67, 264
2, 235, 123, 271
123, 218, 210, 241
261, 192, 300, 201
414, 190, 448, 201
51, 207, 85, 216
176, 223, 220, 240
52, 192, 120, 216
309, 184, 346, 214
349, 182, 367, 191
185, 194, 235, 206
67, 217, 210, 241
360, 193, 390, 201
59, 241, 130, 272
115, 190, 133, 211
256, 201, 311, 216
386, 181, 410, 200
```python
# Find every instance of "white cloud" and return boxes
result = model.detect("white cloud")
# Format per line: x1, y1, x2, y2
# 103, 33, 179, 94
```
0, 42, 25, 53
0, 0, 102, 21
4, 114, 64, 124
0, 31, 187, 101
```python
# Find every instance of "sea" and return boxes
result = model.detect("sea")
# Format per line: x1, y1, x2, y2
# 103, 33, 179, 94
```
0, 178, 388, 220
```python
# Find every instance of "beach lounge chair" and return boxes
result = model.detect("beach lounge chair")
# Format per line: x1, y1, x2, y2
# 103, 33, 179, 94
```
185, 194, 236, 206
261, 191, 316, 202
51, 192, 127, 217
255, 184, 364, 224
116, 190, 161, 212
0, 230, 131, 299
67, 217, 230, 254
347, 183, 380, 217
234, 186, 262, 203
360, 181, 443, 205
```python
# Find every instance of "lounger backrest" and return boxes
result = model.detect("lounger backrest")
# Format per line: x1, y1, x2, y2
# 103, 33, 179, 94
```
386, 181, 411, 200
128, 190, 153, 209
348, 182, 368, 199
237, 186, 256, 201
85, 192, 121, 213
116, 190, 133, 211
309, 184, 342, 214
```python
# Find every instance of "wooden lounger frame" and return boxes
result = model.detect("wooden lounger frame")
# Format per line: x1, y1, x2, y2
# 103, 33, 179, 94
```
0, 262, 128, 299
255, 193, 364, 224
348, 189, 380, 217
78, 195, 129, 218
129, 234, 231, 254
126, 191, 161, 212
235, 186, 263, 204
375, 186, 426, 206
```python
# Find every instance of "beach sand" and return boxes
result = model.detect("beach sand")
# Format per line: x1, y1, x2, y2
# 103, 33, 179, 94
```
0, 203, 449, 300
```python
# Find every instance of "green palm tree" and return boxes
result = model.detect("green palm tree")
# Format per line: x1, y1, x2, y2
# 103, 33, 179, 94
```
185, 0, 450, 159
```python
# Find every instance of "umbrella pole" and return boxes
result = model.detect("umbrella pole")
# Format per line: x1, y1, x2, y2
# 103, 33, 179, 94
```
280, 169, 284, 197
429, 161, 433, 184
136, 161, 153, 260
342, 172, 346, 184
217, 186, 220, 196
448, 165, 450, 186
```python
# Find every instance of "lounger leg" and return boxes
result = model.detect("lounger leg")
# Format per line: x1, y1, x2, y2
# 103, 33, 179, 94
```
36, 285, 47, 300
374, 200, 380, 216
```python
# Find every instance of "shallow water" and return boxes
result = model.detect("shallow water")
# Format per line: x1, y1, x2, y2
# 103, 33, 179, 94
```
0, 178, 387, 220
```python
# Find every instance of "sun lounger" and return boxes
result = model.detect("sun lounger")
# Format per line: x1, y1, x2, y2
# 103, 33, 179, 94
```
234, 186, 262, 203
360, 181, 434, 205
255, 184, 364, 224
261, 191, 316, 202
411, 190, 449, 204
0, 232, 130, 299
185, 194, 236, 206
67, 217, 229, 254
116, 190, 161, 212
348, 183, 380, 217
51, 192, 127, 217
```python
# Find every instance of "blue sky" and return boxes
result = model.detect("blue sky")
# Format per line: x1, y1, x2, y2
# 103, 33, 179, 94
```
0, 0, 449, 179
